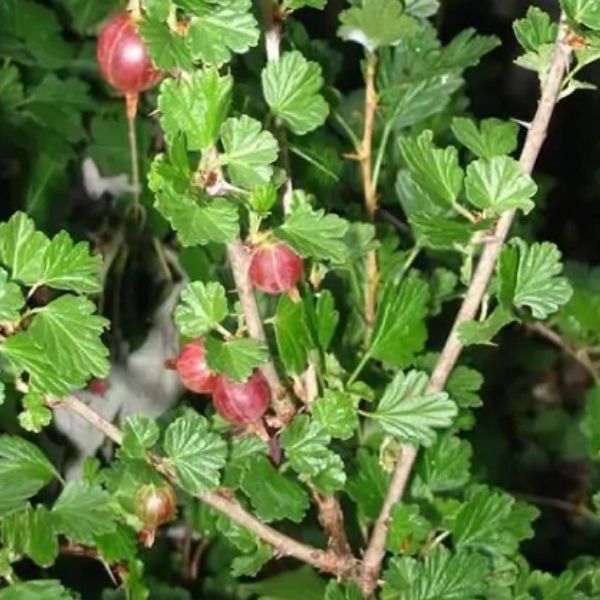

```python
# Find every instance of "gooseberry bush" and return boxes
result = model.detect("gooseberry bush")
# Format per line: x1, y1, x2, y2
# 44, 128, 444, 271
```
4, 0, 600, 598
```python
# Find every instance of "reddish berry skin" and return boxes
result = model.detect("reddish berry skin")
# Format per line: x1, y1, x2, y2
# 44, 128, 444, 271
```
175, 340, 219, 394
249, 242, 304, 295
96, 12, 161, 94
87, 377, 109, 396
135, 483, 177, 529
212, 371, 271, 426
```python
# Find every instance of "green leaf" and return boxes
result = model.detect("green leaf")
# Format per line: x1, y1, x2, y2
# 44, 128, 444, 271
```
404, 0, 439, 18
315, 290, 339, 350
346, 449, 390, 521
399, 131, 464, 208
0, 212, 49, 285
59, 0, 119, 32
0, 580, 75, 600
0, 332, 72, 396
0, 268, 24, 322
274, 294, 312, 375
283, 0, 327, 9
513, 7, 558, 53
386, 503, 431, 555
224, 435, 268, 488
372, 370, 457, 446
338, 0, 418, 52
39, 231, 102, 293
582, 385, 600, 458
18, 393, 52, 433
205, 336, 268, 382
381, 546, 489, 600
175, 281, 228, 337
451, 118, 519, 159
163, 412, 227, 494
446, 366, 483, 408
370, 276, 429, 367
220, 116, 278, 189
237, 566, 327, 599
240, 456, 310, 523
0, 436, 57, 516
95, 525, 138, 563
231, 543, 273, 578
451, 485, 539, 556
325, 582, 363, 600
1, 504, 58, 567
187, 2, 260, 65
409, 213, 479, 250
121, 416, 160, 459
458, 306, 515, 346
412, 434, 472, 498
498, 238, 573, 319
150, 155, 239, 246
280, 414, 344, 490
464, 156, 536, 216
262, 51, 329, 135
28, 295, 109, 388
138, 17, 194, 70
159, 70, 232, 151
275, 203, 349, 262
248, 184, 278, 215
439, 28, 500, 70
312, 390, 359, 440
562, 0, 600, 30
52, 482, 116, 545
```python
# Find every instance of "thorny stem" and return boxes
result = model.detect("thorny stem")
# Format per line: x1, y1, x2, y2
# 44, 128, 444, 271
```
358, 22, 573, 597
53, 395, 356, 577
361, 53, 379, 330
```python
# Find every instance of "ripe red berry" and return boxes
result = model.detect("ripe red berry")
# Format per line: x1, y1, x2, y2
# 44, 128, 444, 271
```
87, 377, 109, 396
96, 12, 161, 94
175, 340, 219, 394
212, 371, 271, 426
249, 242, 304, 295
135, 483, 177, 529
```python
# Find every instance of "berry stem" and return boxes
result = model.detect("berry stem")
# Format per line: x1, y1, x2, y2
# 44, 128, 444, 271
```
126, 92, 141, 217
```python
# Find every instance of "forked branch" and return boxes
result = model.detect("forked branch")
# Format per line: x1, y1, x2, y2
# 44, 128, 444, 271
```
358, 22, 573, 597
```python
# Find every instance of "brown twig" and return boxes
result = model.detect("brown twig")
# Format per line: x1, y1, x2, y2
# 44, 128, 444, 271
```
525, 321, 599, 381
361, 53, 379, 329
310, 487, 354, 560
53, 395, 354, 577
358, 22, 572, 597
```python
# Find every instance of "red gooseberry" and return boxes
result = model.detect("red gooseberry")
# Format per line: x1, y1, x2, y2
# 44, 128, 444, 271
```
212, 370, 271, 426
249, 242, 304, 295
96, 12, 161, 94
175, 339, 219, 394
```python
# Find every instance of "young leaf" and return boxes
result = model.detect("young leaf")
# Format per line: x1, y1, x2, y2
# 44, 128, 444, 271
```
138, 17, 194, 70
204, 336, 268, 382
1, 505, 58, 567
458, 306, 515, 346
338, 0, 418, 52
240, 456, 310, 523
451, 118, 519, 159
186, 2, 260, 65
159, 70, 232, 151
220, 116, 279, 189
0, 268, 24, 322
0, 212, 49, 285
38, 232, 101, 293
275, 203, 349, 262
0, 436, 58, 517
404, 0, 440, 18
273, 294, 312, 375
121, 416, 160, 459
28, 295, 110, 386
561, 0, 600, 30
386, 503, 431, 555
412, 434, 472, 498
52, 482, 116, 545
451, 485, 539, 556
381, 546, 489, 600
346, 449, 391, 521
312, 390, 359, 440
370, 276, 429, 366
262, 51, 329, 135
163, 412, 227, 494
464, 156, 537, 215
371, 370, 457, 446
18, 393, 53, 433
231, 544, 273, 578
315, 290, 339, 350
175, 281, 228, 337
498, 238, 573, 319
513, 7, 558, 53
